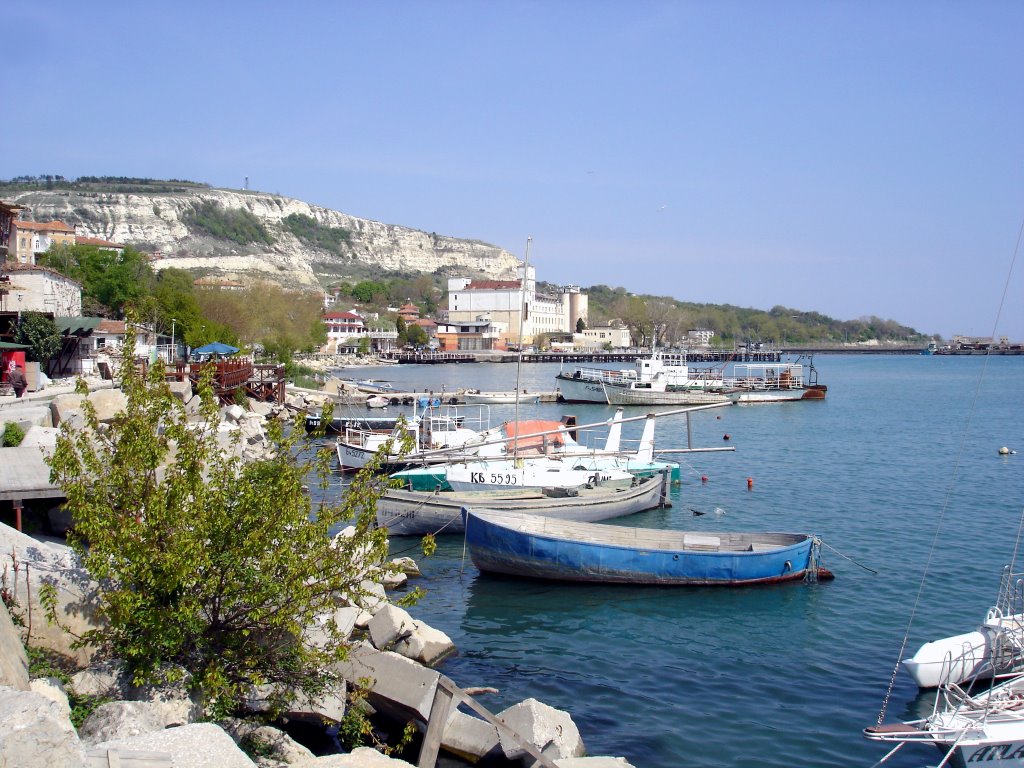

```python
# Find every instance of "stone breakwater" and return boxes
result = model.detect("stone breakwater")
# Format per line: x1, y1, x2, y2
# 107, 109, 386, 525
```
0, 382, 636, 768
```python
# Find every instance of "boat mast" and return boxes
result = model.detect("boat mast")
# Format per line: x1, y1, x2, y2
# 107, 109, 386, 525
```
513, 236, 532, 458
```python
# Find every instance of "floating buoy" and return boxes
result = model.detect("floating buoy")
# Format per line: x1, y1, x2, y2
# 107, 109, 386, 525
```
716, 415, 721, 420
746, 477, 754, 490
723, 434, 731, 441
701, 475, 709, 483
999, 446, 1014, 455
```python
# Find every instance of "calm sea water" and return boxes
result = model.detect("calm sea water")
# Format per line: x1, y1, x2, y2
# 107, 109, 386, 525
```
319, 355, 1024, 768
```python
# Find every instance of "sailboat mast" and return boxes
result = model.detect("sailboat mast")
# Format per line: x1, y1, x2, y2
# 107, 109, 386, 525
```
513, 236, 532, 457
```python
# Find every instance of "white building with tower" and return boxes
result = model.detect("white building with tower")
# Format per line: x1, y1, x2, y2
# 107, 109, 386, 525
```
445, 264, 587, 345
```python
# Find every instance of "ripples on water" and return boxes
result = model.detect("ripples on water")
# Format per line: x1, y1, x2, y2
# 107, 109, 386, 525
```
315, 355, 1024, 767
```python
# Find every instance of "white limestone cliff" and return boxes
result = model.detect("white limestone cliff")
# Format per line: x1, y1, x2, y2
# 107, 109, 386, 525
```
12, 187, 521, 290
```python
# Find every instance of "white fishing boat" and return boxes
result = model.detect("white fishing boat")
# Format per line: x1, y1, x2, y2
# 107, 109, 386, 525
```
386, 405, 736, 490
903, 566, 1024, 689
365, 395, 390, 409
335, 403, 495, 472
556, 349, 727, 405
375, 471, 670, 536
725, 362, 827, 403
462, 389, 541, 405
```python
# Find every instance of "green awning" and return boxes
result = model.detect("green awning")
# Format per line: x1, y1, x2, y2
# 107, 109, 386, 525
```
0, 341, 30, 349
54, 316, 104, 336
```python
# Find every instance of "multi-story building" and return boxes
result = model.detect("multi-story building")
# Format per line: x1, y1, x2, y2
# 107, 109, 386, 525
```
2, 263, 82, 316
9, 220, 76, 264
686, 328, 715, 347
577, 325, 632, 349
322, 309, 398, 354
445, 265, 587, 345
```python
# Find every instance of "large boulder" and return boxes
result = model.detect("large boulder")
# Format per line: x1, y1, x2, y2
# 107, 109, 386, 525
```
30, 677, 71, 721
167, 380, 193, 403
70, 661, 201, 727
220, 719, 316, 765
497, 698, 586, 762
0, 404, 54, 431
333, 642, 440, 722
92, 722, 256, 768
0, 523, 100, 666
0, 687, 87, 768
87, 388, 128, 423
441, 709, 501, 763
78, 700, 177, 745
0, 600, 29, 690
367, 604, 456, 667
49, 393, 87, 427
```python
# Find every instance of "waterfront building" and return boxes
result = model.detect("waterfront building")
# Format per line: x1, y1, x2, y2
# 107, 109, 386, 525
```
577, 325, 632, 349
445, 265, 587, 345
322, 309, 398, 354
435, 318, 507, 352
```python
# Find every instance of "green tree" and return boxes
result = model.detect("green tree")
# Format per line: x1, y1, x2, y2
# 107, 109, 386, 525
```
405, 323, 428, 347
14, 312, 62, 363
395, 316, 407, 346
47, 335, 412, 715
575, 317, 586, 334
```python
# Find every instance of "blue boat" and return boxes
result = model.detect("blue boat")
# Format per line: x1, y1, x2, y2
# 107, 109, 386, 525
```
462, 508, 829, 586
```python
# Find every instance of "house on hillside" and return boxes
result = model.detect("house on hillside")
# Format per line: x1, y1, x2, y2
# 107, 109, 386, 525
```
397, 302, 420, 324
75, 235, 126, 255
9, 220, 76, 265
2, 263, 82, 316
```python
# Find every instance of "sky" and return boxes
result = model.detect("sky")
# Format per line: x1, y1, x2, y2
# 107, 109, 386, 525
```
6, 1, 1024, 340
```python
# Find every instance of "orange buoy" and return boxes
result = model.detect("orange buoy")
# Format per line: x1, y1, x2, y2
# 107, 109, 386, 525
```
746, 477, 754, 490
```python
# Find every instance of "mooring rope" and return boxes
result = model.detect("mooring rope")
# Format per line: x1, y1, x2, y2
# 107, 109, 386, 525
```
876, 211, 1023, 726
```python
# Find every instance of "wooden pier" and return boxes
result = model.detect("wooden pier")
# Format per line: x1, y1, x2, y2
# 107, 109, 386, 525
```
171, 362, 287, 404
379, 351, 478, 364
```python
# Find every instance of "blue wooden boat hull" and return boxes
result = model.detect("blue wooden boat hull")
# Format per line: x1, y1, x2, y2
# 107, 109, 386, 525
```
463, 509, 818, 586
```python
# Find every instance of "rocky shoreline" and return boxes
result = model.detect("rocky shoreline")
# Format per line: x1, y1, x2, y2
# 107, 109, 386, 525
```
0, 379, 635, 768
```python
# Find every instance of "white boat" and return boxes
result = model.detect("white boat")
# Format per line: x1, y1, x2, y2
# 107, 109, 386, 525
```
556, 349, 727, 405
557, 349, 827, 405
864, 672, 1024, 767
388, 406, 723, 491
375, 471, 670, 536
903, 566, 1024, 688
365, 395, 390, 409
462, 390, 541, 405
335, 403, 495, 472
724, 362, 827, 403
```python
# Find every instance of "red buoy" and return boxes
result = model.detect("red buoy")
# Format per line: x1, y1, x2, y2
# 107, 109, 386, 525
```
746, 477, 754, 490
723, 434, 731, 441
701, 475, 709, 483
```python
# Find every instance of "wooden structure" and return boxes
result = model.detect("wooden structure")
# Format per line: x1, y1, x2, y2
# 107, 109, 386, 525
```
418, 675, 559, 768
172, 361, 286, 404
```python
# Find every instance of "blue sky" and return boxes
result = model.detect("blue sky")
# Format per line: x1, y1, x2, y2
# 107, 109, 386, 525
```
7, 1, 1023, 339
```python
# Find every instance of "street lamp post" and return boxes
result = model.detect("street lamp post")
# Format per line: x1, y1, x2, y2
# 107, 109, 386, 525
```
170, 318, 176, 363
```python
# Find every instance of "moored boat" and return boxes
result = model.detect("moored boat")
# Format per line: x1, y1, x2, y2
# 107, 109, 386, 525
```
462, 508, 827, 585
462, 389, 542, 404
725, 362, 827, 404
376, 471, 670, 536
902, 566, 1024, 689
556, 349, 727, 405
864, 673, 1024, 767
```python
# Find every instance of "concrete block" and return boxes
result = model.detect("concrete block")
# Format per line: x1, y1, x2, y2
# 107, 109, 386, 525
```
497, 698, 586, 761
334, 642, 440, 722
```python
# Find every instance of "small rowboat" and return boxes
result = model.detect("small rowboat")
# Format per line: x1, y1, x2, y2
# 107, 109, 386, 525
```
462, 508, 829, 586
376, 471, 670, 536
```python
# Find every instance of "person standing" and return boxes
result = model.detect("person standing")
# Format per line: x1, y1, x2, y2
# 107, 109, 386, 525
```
8, 365, 26, 398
